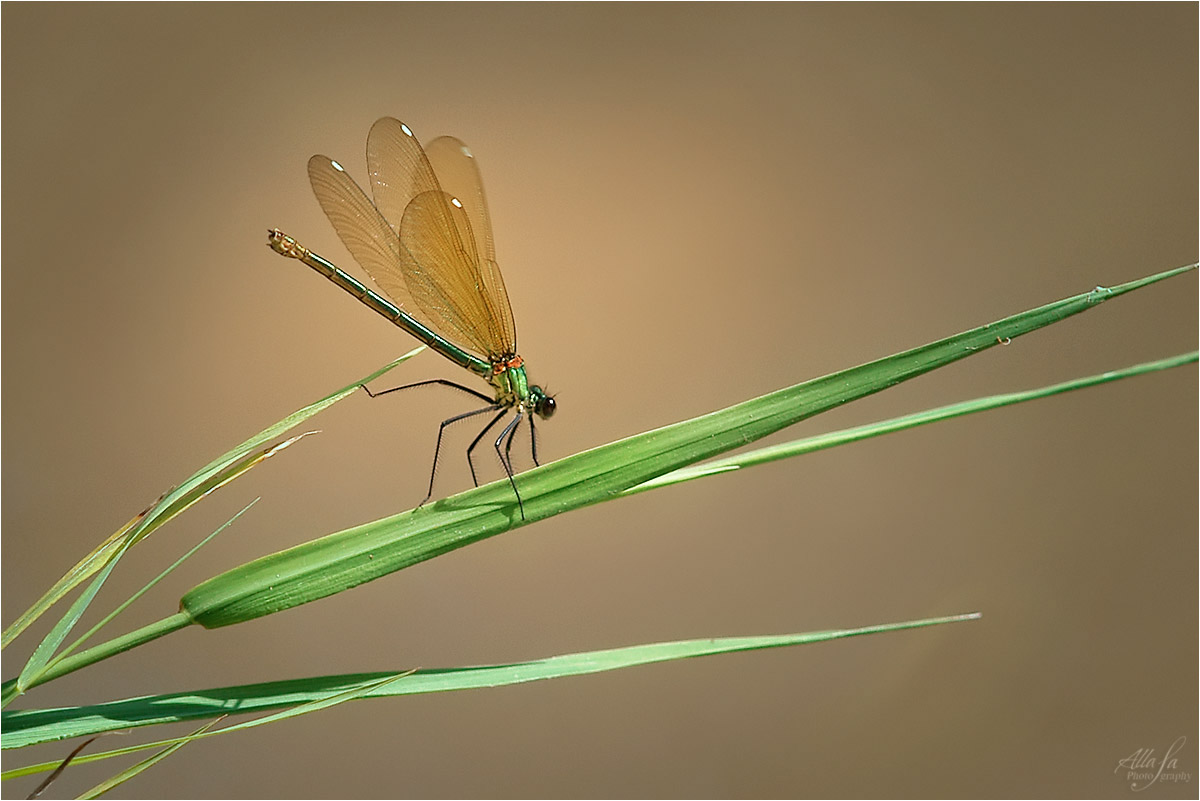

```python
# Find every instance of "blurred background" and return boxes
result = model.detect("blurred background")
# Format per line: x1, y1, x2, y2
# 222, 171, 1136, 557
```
2, 4, 1195, 798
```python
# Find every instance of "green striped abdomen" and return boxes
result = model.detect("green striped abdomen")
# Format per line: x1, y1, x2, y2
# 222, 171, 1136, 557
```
268, 229, 491, 378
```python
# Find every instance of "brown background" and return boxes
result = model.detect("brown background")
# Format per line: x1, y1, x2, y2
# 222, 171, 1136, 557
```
3, 4, 1196, 798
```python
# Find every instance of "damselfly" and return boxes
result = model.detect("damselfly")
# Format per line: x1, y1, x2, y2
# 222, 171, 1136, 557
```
268, 118, 554, 519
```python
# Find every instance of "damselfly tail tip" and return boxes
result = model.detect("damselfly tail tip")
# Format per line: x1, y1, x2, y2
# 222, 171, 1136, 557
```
266, 229, 305, 259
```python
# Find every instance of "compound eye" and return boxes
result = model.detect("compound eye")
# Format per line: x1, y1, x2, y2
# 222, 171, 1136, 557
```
538, 395, 557, 419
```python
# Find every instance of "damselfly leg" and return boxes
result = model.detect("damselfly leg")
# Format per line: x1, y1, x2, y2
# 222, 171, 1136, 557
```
495, 411, 526, 519
360, 380, 536, 518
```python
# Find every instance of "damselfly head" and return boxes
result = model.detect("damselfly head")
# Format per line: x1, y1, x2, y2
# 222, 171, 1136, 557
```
530, 386, 556, 419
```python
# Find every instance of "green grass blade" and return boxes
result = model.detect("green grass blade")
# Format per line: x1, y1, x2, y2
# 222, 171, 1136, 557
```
207, 671, 417, 731
2, 615, 194, 708
179, 346, 425, 489
14, 533, 139, 697
178, 265, 1195, 630
1, 495, 165, 651
0, 349, 421, 652
49, 500, 259, 668
625, 351, 1199, 495
5, 673, 415, 781
0, 613, 978, 756
2, 438, 310, 654
76, 717, 222, 800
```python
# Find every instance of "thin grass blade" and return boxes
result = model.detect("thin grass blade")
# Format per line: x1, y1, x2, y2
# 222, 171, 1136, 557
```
11, 449, 293, 698
14, 531, 140, 697
0, 613, 978, 756
76, 717, 223, 800
1, 495, 163, 651
4, 673, 414, 780
1, 350, 420, 651
625, 351, 1199, 495
49, 500, 260, 667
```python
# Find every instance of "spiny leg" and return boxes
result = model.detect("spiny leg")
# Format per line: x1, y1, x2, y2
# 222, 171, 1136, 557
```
503, 412, 524, 476
360, 377, 493, 404
358, 377, 500, 507
494, 412, 526, 520
466, 409, 509, 487
421, 405, 501, 508
529, 415, 540, 467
